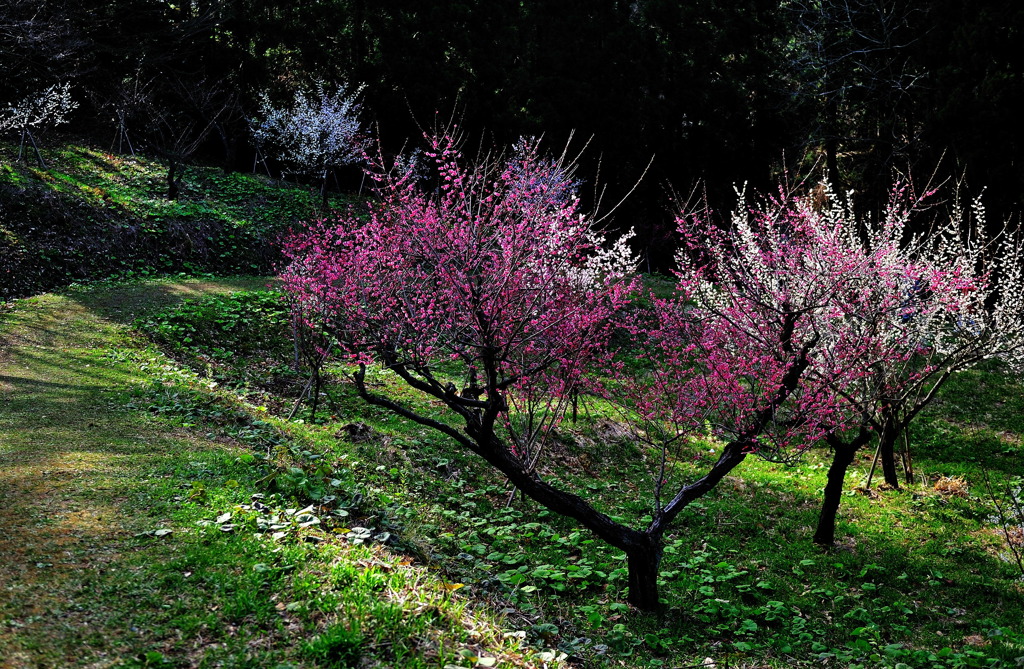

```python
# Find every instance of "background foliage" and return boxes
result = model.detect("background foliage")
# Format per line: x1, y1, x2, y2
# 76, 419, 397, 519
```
3, 0, 1022, 270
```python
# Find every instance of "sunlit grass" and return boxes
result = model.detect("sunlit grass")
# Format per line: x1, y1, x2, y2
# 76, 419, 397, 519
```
2, 276, 1022, 666
0, 140, 370, 300
0, 279, 559, 668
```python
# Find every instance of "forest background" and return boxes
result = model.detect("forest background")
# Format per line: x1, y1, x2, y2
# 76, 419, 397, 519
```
4, 0, 1023, 270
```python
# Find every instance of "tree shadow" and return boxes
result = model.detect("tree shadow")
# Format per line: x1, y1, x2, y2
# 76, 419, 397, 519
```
68, 275, 281, 324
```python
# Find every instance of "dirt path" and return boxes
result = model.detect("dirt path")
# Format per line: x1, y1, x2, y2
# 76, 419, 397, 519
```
0, 279, 269, 668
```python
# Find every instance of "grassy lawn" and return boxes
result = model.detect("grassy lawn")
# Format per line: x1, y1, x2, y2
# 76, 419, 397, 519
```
0, 279, 551, 668
1, 142, 335, 228
1, 277, 1022, 668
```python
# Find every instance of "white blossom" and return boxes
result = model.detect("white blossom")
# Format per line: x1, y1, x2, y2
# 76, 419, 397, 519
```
0, 82, 77, 132
677, 181, 1024, 373
252, 81, 367, 177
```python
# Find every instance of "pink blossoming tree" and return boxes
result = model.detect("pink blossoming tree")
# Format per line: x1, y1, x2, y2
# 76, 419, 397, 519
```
284, 133, 678, 604
281, 132, 1014, 609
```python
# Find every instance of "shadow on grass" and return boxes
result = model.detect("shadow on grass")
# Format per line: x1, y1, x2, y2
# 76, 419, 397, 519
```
0, 285, 267, 665
637, 457, 1024, 663
68, 275, 281, 325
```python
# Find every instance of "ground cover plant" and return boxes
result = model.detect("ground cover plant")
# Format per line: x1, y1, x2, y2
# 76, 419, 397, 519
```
1, 271, 1020, 667
125, 278, 1024, 667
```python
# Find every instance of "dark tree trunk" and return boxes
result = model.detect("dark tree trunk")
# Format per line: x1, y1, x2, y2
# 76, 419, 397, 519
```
167, 160, 182, 200
347, 313, 818, 613
291, 314, 302, 373
814, 442, 858, 545
310, 366, 323, 422
214, 122, 237, 172
625, 534, 663, 611
879, 417, 900, 488
823, 62, 842, 193
826, 132, 841, 190
815, 428, 872, 545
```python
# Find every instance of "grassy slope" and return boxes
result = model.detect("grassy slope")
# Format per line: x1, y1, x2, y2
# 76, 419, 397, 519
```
1, 279, 1022, 668
123, 283, 1024, 668
0, 279, 550, 669
0, 141, 351, 300
0, 141, 329, 229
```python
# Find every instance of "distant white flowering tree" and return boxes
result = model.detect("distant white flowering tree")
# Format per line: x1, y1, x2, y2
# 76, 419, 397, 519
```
252, 81, 368, 205
0, 82, 77, 167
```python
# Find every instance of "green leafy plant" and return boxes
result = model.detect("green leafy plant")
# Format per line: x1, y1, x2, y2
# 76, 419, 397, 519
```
303, 623, 364, 668
135, 289, 290, 357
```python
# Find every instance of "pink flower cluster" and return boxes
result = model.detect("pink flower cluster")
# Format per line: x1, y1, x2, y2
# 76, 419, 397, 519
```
283, 134, 636, 460
283, 133, 1024, 531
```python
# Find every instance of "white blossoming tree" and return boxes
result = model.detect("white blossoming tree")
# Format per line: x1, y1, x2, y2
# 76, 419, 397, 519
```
800, 183, 1024, 544
856, 188, 1024, 490
0, 82, 77, 167
252, 81, 368, 205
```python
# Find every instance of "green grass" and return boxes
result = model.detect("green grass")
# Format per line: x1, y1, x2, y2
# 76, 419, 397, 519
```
0, 279, 555, 668
122, 284, 1024, 667
2, 277, 1023, 668
1, 142, 345, 231
0, 141, 363, 299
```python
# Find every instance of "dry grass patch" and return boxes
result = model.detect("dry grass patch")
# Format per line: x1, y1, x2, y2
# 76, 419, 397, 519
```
934, 475, 970, 498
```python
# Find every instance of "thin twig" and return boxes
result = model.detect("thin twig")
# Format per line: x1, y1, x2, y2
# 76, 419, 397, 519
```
984, 470, 1024, 576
